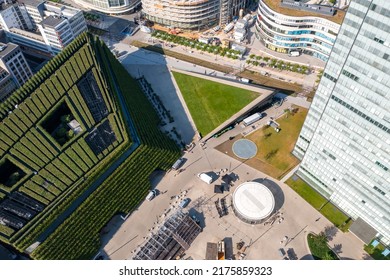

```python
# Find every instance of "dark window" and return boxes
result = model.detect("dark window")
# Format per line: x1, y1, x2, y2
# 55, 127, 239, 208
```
374, 37, 385, 44
324, 72, 337, 82
375, 161, 389, 171
342, 69, 359, 81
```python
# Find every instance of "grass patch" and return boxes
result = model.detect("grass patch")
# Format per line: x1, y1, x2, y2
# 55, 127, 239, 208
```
286, 177, 351, 231
364, 241, 390, 260
307, 233, 339, 260
172, 71, 259, 136
245, 107, 307, 178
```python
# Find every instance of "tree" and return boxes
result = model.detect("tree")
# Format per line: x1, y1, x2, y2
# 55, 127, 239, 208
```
265, 149, 278, 160
264, 132, 272, 139
61, 114, 71, 124
317, 231, 328, 244
324, 225, 338, 241
56, 127, 67, 138
8, 171, 21, 186
67, 130, 74, 139
322, 252, 335, 260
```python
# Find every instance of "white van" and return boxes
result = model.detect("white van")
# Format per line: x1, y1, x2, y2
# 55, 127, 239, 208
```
172, 158, 185, 170
240, 78, 250, 83
197, 173, 213, 184
289, 51, 300, 57
146, 190, 157, 201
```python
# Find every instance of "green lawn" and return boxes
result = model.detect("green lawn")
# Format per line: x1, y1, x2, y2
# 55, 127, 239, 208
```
307, 233, 339, 260
246, 107, 307, 179
286, 176, 351, 231
172, 72, 259, 136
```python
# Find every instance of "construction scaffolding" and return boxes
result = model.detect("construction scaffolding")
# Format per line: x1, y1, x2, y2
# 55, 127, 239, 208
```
219, 0, 230, 26
143, 0, 246, 30
133, 210, 202, 260
220, 0, 246, 26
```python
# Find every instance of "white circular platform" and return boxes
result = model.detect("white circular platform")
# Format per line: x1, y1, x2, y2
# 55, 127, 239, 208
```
232, 181, 275, 224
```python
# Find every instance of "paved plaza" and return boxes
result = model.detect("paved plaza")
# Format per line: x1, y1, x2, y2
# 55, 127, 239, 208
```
94, 34, 369, 261
101, 130, 367, 260
100, 57, 367, 259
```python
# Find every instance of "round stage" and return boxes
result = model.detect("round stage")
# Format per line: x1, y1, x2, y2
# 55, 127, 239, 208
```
232, 139, 257, 159
232, 181, 275, 224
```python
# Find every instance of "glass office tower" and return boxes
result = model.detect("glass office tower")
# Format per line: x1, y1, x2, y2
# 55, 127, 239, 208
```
293, 0, 390, 245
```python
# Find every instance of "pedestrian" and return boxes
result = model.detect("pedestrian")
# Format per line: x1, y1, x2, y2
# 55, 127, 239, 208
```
315, 217, 321, 222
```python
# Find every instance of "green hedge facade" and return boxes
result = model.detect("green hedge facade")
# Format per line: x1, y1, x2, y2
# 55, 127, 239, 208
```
0, 33, 180, 259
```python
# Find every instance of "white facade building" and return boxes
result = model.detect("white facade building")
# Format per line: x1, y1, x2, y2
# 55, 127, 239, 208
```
73, 0, 141, 14
0, 42, 32, 101
255, 0, 342, 61
293, 0, 390, 245
0, 0, 87, 55
37, 3, 87, 54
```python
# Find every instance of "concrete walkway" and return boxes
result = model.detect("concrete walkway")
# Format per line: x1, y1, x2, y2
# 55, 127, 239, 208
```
280, 164, 301, 183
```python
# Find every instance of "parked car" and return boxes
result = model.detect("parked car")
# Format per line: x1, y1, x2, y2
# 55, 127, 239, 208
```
179, 198, 190, 208
278, 248, 286, 257
146, 190, 158, 201
172, 158, 185, 170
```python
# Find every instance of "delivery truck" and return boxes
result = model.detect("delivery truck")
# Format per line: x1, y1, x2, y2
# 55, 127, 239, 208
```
243, 112, 265, 126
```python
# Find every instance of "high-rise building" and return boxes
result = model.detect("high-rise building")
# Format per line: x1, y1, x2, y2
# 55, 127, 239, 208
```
0, 0, 87, 55
293, 0, 390, 245
0, 42, 32, 101
37, 3, 87, 54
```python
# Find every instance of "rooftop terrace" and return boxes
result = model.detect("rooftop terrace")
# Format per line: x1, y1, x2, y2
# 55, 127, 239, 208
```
263, 0, 346, 25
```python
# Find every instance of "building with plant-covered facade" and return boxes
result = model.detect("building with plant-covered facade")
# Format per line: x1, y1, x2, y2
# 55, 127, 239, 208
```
255, 0, 344, 61
142, 0, 246, 30
0, 32, 180, 259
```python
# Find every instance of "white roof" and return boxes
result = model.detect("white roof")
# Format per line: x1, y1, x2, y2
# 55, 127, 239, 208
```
243, 113, 262, 123
233, 182, 275, 221
67, 119, 81, 129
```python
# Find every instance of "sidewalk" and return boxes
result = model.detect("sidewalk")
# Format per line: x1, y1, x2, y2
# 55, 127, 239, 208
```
280, 164, 300, 183
126, 33, 319, 88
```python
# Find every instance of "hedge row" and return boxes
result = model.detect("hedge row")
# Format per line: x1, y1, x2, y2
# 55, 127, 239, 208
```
30, 37, 180, 259
0, 35, 121, 241
0, 33, 90, 119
